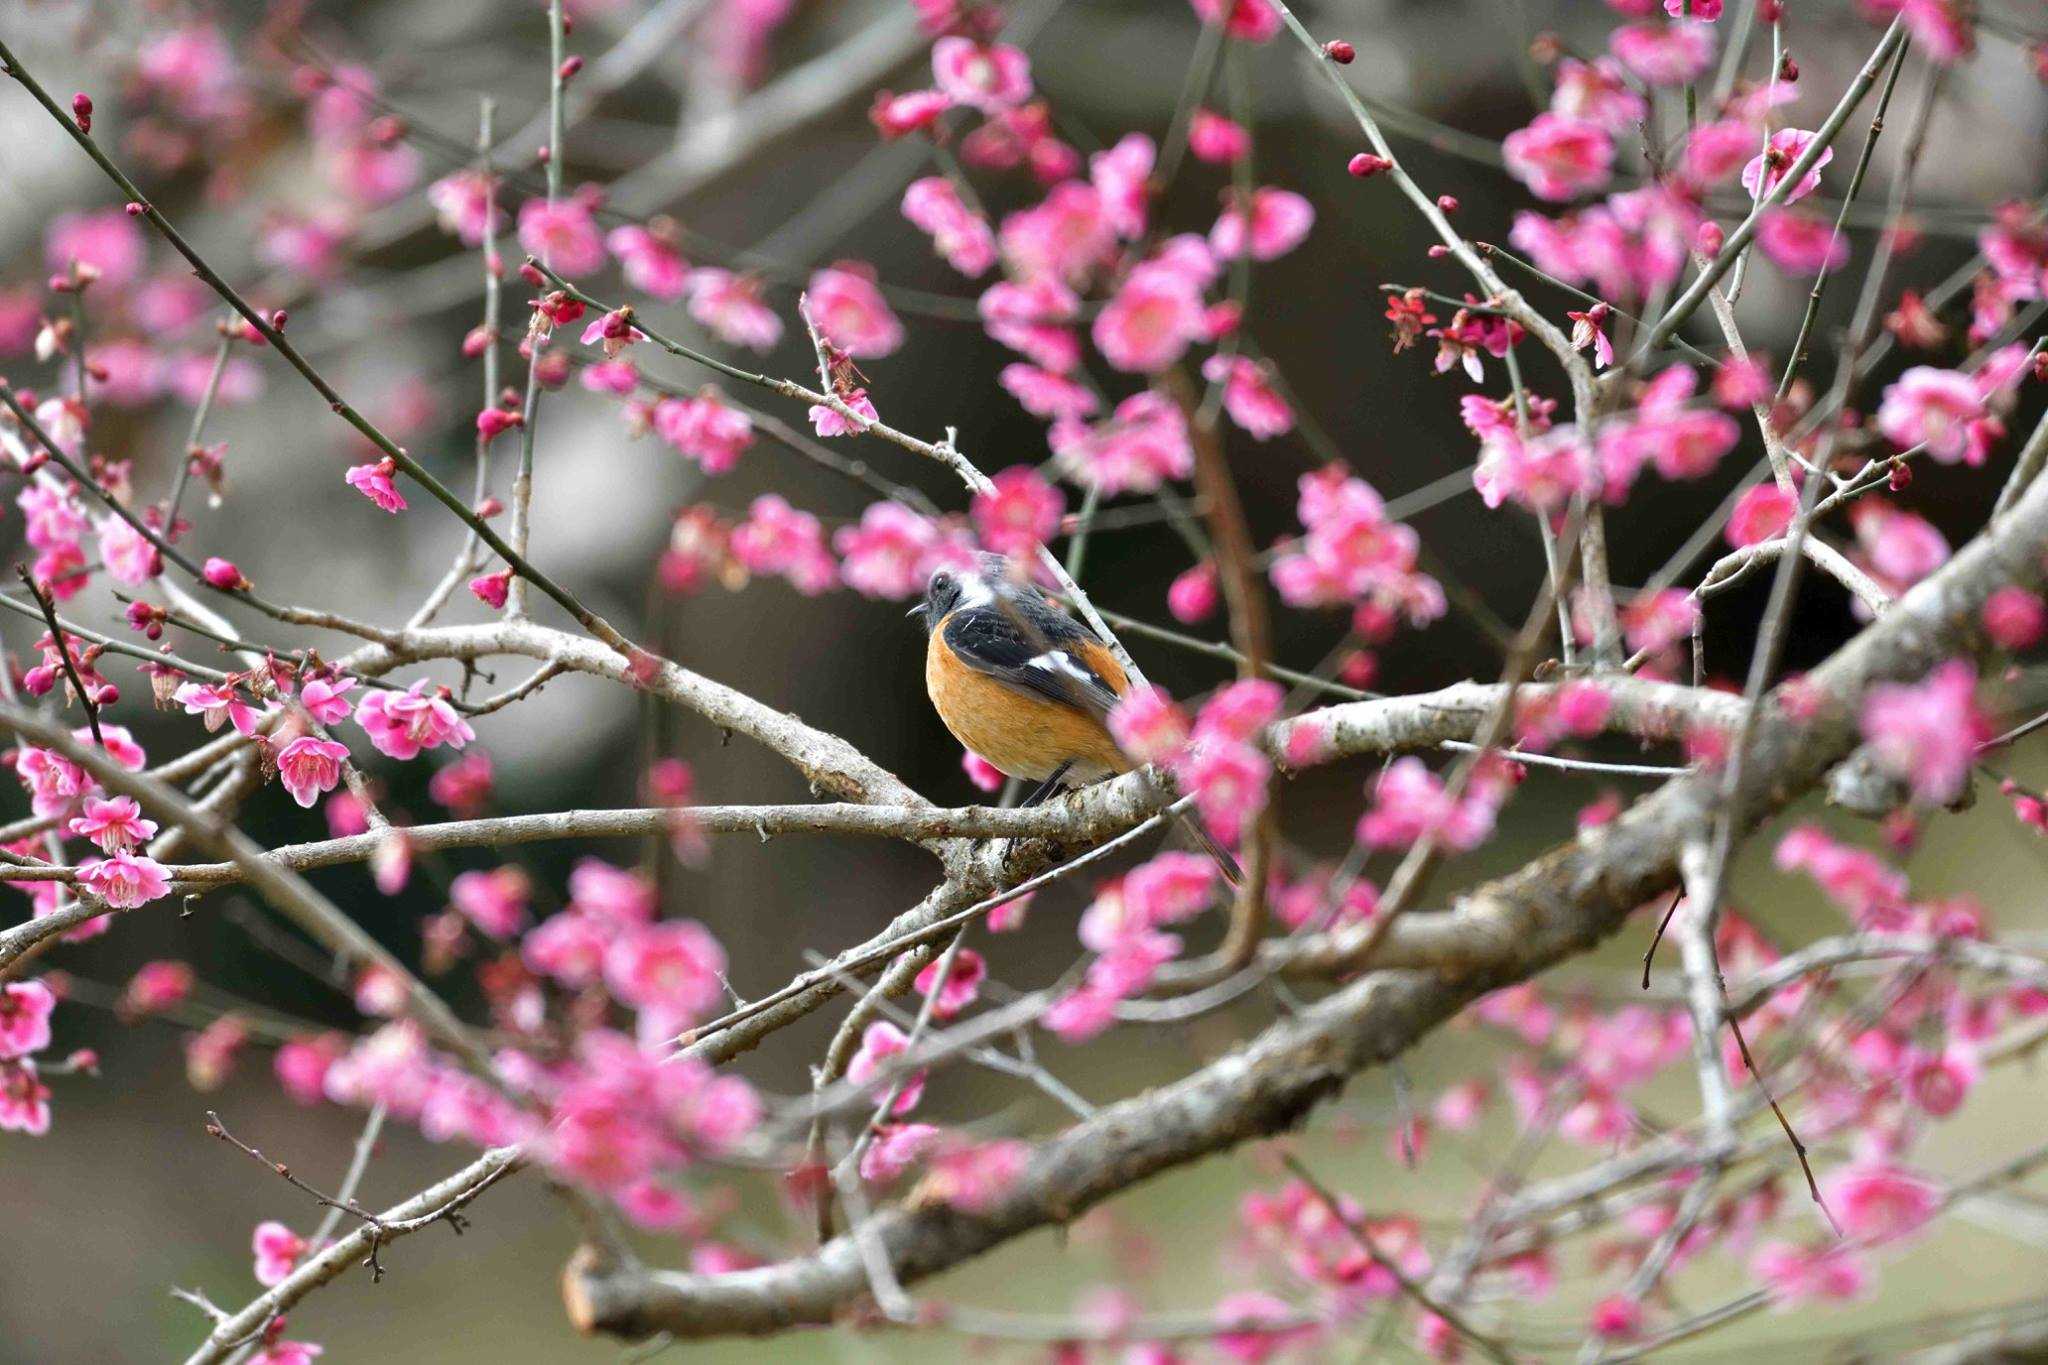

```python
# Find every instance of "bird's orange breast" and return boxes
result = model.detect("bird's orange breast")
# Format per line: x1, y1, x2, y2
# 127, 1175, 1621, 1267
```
925, 629, 1129, 783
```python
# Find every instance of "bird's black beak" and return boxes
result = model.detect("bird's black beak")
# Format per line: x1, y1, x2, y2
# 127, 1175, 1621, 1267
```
904, 601, 925, 620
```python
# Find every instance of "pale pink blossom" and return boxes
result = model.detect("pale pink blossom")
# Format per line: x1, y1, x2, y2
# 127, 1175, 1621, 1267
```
931, 37, 1032, 110
449, 866, 531, 939
523, 910, 610, 988
971, 465, 1064, 556
1050, 389, 1192, 495
1090, 134, 1155, 239
79, 851, 173, 908
1983, 586, 2046, 650
1209, 188, 1314, 261
1108, 686, 1191, 765
122, 961, 193, 1017
1752, 1241, 1873, 1307
426, 169, 499, 246
252, 1221, 307, 1287
604, 919, 727, 1023
344, 459, 407, 513
68, 795, 157, 853
833, 502, 969, 599
46, 210, 145, 288
1188, 108, 1250, 163
846, 1021, 925, 1115
1610, 20, 1716, 85
1503, 113, 1616, 201
96, 515, 161, 587
1168, 561, 1219, 622
860, 1122, 941, 1183
274, 736, 348, 809
1860, 660, 1988, 805
1474, 428, 1595, 513
0, 980, 55, 1058
732, 495, 838, 594
914, 947, 986, 1019
1551, 57, 1646, 133
0, 1058, 51, 1135
354, 682, 476, 761
1093, 263, 1206, 372
686, 269, 782, 351
173, 681, 267, 736
999, 364, 1097, 420
1001, 182, 1115, 283
1724, 483, 1796, 548
299, 676, 357, 726
806, 263, 904, 358
1212, 1291, 1312, 1363
653, 390, 754, 474
1201, 355, 1292, 439
1876, 366, 1986, 464
605, 224, 691, 301
1357, 756, 1502, 853
516, 194, 606, 276
1823, 1158, 1940, 1243
1743, 129, 1834, 204
920, 1138, 1028, 1214
808, 389, 879, 437
901, 178, 997, 276
1757, 209, 1849, 275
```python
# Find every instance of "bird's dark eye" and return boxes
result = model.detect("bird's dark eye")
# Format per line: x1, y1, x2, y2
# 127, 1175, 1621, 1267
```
930, 572, 954, 597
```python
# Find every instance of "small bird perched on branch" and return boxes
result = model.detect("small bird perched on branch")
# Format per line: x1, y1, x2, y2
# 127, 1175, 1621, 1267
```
911, 554, 1241, 882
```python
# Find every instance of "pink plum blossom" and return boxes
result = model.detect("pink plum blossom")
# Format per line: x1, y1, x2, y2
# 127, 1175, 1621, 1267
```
846, 1021, 925, 1115
274, 736, 349, 808
686, 270, 782, 351
971, 465, 1064, 556
1860, 660, 1988, 805
1876, 366, 1987, 464
1210, 188, 1314, 261
252, 1221, 306, 1286
68, 796, 157, 853
79, 851, 173, 908
0, 980, 55, 1058
806, 263, 904, 358
1503, 113, 1617, 201
354, 682, 476, 761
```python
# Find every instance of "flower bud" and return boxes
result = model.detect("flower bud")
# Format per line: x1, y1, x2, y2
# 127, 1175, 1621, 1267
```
202, 557, 249, 591
1347, 152, 1392, 178
1322, 40, 1355, 63
71, 93, 92, 133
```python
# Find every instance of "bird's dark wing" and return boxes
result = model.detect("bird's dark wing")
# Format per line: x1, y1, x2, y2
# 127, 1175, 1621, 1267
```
941, 602, 1125, 721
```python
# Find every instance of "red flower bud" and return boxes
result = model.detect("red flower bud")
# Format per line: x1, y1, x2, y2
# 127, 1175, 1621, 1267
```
124, 201, 144, 216
269, 309, 288, 331
558, 55, 584, 81
1322, 40, 1355, 64
1347, 152, 1393, 178
71, 92, 92, 133
1779, 54, 1799, 82
202, 557, 249, 591
1436, 195, 1460, 213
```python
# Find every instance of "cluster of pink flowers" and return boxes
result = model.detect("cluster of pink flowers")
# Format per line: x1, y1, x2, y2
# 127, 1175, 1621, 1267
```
1270, 466, 1443, 628
1044, 851, 1221, 1041
0, 979, 58, 1135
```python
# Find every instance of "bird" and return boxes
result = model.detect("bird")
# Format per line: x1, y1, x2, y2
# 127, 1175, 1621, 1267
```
911, 554, 1241, 882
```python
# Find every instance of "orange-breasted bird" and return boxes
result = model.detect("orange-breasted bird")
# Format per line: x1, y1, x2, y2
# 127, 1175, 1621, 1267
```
912, 555, 1240, 881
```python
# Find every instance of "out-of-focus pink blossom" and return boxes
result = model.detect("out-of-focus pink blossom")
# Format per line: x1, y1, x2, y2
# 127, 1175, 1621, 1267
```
1503, 113, 1616, 201
1876, 366, 1987, 464
686, 270, 782, 351
1210, 188, 1314, 261
1860, 659, 1989, 805
1725, 483, 1796, 548
971, 465, 1064, 556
